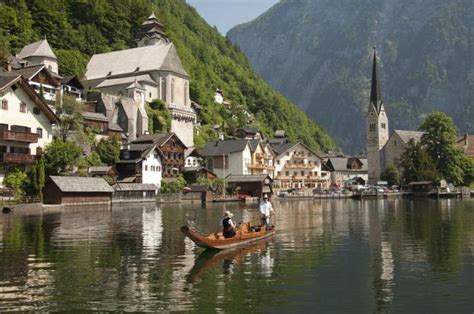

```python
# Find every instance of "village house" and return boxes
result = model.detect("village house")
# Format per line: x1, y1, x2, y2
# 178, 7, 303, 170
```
272, 142, 328, 189
248, 139, 276, 178
325, 157, 368, 187
0, 71, 59, 187
456, 134, 474, 159
200, 139, 252, 178
116, 133, 186, 188
88, 165, 118, 183
226, 174, 273, 198
236, 128, 263, 140
61, 76, 84, 101
83, 12, 196, 147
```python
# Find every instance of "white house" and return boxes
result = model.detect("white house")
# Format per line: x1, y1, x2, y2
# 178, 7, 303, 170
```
141, 145, 163, 188
200, 139, 252, 178
272, 142, 328, 189
0, 71, 59, 187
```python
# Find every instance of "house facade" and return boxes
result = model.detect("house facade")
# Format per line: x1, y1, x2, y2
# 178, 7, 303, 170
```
0, 71, 59, 187
83, 13, 196, 147
325, 157, 368, 187
248, 140, 275, 178
200, 139, 252, 178
272, 143, 328, 189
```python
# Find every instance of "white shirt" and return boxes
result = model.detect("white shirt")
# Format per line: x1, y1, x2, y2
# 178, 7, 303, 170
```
259, 201, 273, 217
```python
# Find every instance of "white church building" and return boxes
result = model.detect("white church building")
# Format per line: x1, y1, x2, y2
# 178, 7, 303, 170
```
83, 12, 196, 147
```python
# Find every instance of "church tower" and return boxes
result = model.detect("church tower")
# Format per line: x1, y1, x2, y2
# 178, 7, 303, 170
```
367, 47, 389, 184
135, 12, 170, 47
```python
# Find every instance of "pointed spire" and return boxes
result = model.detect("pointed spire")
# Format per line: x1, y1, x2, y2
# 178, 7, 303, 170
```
148, 11, 157, 20
370, 46, 383, 112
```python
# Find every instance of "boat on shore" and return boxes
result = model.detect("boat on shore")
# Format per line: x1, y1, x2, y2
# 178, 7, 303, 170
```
181, 223, 275, 250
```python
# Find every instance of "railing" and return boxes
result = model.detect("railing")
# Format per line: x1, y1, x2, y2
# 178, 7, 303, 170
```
0, 153, 36, 164
255, 153, 265, 159
0, 130, 39, 143
285, 163, 315, 169
247, 163, 266, 170
292, 154, 306, 159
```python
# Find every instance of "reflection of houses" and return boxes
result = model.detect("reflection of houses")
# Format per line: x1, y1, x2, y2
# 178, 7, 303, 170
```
83, 13, 196, 147
44, 176, 114, 205
0, 71, 59, 187
200, 139, 251, 178
272, 142, 328, 189
226, 174, 273, 198
325, 157, 368, 187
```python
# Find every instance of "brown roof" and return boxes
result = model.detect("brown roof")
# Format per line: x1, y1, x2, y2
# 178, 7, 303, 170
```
49, 176, 114, 193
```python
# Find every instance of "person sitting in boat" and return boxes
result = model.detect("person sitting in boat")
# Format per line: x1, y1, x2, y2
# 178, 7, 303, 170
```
222, 210, 237, 238
259, 194, 274, 230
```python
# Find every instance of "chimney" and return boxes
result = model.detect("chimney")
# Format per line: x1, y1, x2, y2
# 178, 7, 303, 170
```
4, 62, 12, 72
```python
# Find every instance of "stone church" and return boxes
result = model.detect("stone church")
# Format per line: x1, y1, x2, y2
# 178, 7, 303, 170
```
366, 48, 425, 184
83, 12, 196, 147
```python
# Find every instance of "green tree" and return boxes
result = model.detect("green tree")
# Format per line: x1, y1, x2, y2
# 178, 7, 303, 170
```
419, 112, 467, 185
400, 139, 440, 184
86, 152, 102, 166
146, 99, 171, 133
54, 94, 85, 141
3, 167, 28, 200
55, 49, 88, 77
160, 176, 186, 193
380, 164, 400, 186
44, 139, 82, 175
95, 137, 121, 165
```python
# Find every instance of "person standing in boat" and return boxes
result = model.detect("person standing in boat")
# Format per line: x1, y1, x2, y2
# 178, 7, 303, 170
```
222, 210, 236, 238
259, 194, 274, 230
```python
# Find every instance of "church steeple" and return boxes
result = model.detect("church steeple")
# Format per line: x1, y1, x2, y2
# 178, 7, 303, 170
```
135, 11, 170, 47
370, 46, 383, 113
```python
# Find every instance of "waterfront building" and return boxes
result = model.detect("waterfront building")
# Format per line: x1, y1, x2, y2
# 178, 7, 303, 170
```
272, 142, 328, 189
0, 71, 59, 187
200, 139, 252, 178
43, 176, 114, 205
226, 174, 273, 198
325, 157, 368, 187
117, 133, 186, 188
248, 139, 275, 178
184, 148, 201, 168
83, 12, 196, 147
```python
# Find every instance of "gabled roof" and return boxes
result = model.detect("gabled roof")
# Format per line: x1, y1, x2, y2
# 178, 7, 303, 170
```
200, 139, 249, 156
95, 74, 157, 88
62, 75, 84, 89
326, 157, 367, 172
0, 71, 59, 123
272, 142, 323, 160
17, 39, 57, 60
393, 130, 425, 144
12, 64, 59, 87
49, 176, 114, 193
85, 43, 188, 80
248, 139, 262, 152
131, 133, 184, 148
88, 166, 117, 175
82, 111, 109, 122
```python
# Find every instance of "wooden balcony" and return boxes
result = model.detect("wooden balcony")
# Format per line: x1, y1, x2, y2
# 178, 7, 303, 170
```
248, 163, 266, 170
292, 154, 306, 160
0, 130, 39, 143
285, 163, 315, 169
255, 153, 265, 159
0, 153, 36, 164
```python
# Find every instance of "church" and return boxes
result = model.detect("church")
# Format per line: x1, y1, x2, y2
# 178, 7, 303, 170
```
83, 12, 196, 147
366, 48, 425, 184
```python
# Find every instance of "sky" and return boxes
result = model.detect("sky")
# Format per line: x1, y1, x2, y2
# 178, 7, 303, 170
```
186, 0, 279, 35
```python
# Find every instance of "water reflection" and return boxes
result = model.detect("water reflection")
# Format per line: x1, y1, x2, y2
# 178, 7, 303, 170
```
0, 199, 473, 312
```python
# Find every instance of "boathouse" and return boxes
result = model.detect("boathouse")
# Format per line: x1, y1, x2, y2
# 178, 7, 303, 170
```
113, 183, 157, 202
44, 176, 114, 205
226, 174, 273, 198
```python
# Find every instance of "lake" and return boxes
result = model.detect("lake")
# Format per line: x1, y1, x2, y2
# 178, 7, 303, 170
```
0, 198, 473, 312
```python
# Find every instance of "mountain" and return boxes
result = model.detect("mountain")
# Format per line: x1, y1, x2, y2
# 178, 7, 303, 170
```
228, 0, 474, 153
0, 0, 335, 152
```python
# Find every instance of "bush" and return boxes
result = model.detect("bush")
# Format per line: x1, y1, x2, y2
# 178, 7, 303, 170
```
160, 176, 186, 193
3, 168, 28, 200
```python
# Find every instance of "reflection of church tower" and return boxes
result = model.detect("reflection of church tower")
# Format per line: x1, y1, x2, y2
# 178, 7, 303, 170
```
135, 12, 170, 47
367, 47, 389, 184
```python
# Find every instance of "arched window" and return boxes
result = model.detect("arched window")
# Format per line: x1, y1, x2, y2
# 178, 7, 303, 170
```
171, 78, 175, 103
184, 82, 188, 106
161, 78, 167, 101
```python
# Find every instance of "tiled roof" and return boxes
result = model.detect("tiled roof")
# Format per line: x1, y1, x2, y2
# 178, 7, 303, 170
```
12, 64, 44, 80
17, 39, 57, 59
82, 111, 109, 122
394, 130, 426, 144
95, 74, 157, 88
113, 183, 157, 191
200, 139, 249, 156
49, 176, 114, 193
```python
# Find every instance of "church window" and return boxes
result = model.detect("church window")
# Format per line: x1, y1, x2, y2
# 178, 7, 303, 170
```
184, 82, 188, 106
370, 123, 376, 131
171, 78, 175, 103
381, 123, 386, 129
161, 78, 167, 101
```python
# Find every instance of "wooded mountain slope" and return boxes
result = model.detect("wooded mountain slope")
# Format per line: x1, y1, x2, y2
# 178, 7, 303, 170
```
0, 0, 335, 151
228, 0, 474, 153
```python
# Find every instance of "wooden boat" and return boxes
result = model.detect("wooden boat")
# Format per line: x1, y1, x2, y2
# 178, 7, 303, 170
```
181, 222, 275, 250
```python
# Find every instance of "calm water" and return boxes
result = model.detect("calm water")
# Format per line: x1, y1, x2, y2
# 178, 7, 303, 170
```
0, 199, 473, 312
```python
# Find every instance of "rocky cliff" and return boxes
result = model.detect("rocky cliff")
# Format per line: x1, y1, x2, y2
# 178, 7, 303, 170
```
228, 0, 474, 153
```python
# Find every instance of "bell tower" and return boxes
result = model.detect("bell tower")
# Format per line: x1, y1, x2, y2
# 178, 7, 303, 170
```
135, 12, 170, 47
367, 47, 389, 184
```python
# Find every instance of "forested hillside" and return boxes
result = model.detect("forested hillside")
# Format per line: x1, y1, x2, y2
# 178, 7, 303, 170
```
0, 0, 336, 151
228, 0, 474, 153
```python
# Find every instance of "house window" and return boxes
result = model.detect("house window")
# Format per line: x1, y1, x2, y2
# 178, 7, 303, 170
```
171, 78, 175, 103
301, 171, 305, 176
151, 166, 155, 171
276, 160, 280, 165
149, 92, 152, 98
285, 171, 289, 176
161, 78, 167, 101
20, 102, 26, 113
1, 99, 7, 110
381, 123, 386, 129
286, 152, 290, 156
145, 165, 148, 171
37, 128, 43, 139
157, 166, 161, 171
